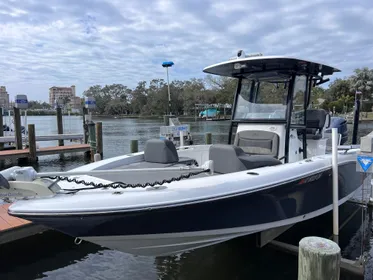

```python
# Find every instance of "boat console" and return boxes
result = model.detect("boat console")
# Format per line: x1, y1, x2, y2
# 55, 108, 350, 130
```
203, 51, 340, 164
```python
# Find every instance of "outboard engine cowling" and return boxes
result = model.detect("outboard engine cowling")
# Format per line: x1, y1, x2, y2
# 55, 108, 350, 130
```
325, 117, 348, 145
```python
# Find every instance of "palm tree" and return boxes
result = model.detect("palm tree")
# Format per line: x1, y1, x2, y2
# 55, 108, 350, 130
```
349, 67, 373, 117
339, 94, 354, 114
57, 96, 71, 113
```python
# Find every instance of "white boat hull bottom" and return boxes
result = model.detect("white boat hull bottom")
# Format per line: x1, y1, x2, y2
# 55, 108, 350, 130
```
79, 192, 355, 256
82, 231, 254, 257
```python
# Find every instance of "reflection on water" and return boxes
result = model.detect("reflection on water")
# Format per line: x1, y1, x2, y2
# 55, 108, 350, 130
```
155, 237, 297, 280
0, 116, 372, 279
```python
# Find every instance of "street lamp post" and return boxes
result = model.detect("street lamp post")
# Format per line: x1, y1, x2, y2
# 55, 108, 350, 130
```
162, 61, 174, 115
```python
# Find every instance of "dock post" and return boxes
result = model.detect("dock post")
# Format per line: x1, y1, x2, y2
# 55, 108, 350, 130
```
82, 107, 89, 144
205, 132, 212, 144
88, 122, 96, 161
95, 121, 103, 158
14, 107, 22, 150
164, 115, 171, 126
0, 108, 3, 151
331, 128, 339, 242
28, 124, 37, 162
56, 107, 64, 146
130, 140, 138, 153
298, 236, 341, 280
179, 130, 184, 147
352, 99, 360, 144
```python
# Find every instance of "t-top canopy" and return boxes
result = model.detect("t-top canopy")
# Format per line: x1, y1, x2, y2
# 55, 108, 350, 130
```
203, 55, 341, 79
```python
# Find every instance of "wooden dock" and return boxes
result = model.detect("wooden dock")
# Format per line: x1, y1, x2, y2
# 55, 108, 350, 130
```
0, 133, 84, 143
0, 203, 48, 245
0, 144, 91, 160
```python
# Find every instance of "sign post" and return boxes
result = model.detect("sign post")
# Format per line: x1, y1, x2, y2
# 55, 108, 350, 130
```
356, 132, 373, 227
162, 61, 174, 115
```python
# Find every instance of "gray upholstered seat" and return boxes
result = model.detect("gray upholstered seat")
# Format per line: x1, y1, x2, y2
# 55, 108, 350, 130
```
144, 139, 179, 163
209, 144, 282, 174
143, 139, 196, 167
233, 130, 279, 157
303, 109, 330, 140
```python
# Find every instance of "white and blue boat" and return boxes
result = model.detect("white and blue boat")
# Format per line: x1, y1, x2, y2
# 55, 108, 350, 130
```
6, 52, 362, 257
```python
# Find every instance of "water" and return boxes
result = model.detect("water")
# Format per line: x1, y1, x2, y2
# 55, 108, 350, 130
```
0, 115, 372, 280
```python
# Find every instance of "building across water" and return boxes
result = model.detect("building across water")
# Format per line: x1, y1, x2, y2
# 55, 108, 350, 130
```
49, 85, 82, 111
0, 86, 10, 109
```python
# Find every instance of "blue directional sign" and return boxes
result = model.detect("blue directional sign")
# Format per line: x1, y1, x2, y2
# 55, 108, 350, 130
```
357, 155, 373, 172
15, 99, 28, 104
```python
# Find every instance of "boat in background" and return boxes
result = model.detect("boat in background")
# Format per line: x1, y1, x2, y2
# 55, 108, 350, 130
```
160, 117, 193, 146
7, 51, 363, 257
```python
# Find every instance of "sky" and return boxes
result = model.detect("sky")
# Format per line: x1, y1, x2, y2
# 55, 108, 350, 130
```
1, 0, 373, 102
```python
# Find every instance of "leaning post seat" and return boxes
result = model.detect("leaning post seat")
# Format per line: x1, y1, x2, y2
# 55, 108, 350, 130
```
143, 139, 196, 166
302, 109, 331, 140
233, 130, 279, 157
209, 144, 282, 174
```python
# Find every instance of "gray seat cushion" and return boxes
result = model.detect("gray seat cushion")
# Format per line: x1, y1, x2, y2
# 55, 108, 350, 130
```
143, 139, 197, 166
306, 109, 328, 129
209, 144, 282, 174
299, 109, 330, 140
144, 139, 179, 163
233, 130, 279, 157
209, 144, 247, 173
238, 154, 283, 170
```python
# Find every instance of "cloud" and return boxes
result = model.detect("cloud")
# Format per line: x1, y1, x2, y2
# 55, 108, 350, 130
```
1, 0, 373, 101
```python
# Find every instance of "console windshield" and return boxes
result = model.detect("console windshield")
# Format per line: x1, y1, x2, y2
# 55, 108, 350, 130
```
233, 78, 288, 120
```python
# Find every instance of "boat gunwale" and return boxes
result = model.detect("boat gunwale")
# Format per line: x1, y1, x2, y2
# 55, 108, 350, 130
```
8, 156, 357, 217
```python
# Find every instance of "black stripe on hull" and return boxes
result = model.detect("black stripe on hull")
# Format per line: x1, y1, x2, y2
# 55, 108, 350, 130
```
14, 162, 360, 237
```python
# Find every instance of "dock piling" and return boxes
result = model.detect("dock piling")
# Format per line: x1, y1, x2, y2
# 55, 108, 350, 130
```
14, 107, 22, 150
352, 99, 360, 144
0, 107, 3, 151
179, 130, 184, 147
28, 124, 37, 162
96, 121, 103, 158
88, 122, 96, 161
83, 107, 89, 144
164, 115, 171, 126
298, 236, 340, 280
56, 107, 64, 146
130, 140, 138, 153
205, 132, 212, 144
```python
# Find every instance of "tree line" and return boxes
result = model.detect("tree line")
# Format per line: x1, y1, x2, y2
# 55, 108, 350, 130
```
81, 67, 373, 116
25, 67, 373, 116
314, 67, 373, 113
82, 76, 236, 116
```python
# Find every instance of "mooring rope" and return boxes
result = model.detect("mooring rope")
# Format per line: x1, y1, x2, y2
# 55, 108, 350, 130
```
41, 168, 210, 193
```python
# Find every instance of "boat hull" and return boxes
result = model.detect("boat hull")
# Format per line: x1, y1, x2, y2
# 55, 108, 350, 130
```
12, 161, 361, 256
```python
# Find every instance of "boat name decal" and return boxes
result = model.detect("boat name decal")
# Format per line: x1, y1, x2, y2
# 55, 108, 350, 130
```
297, 173, 323, 185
